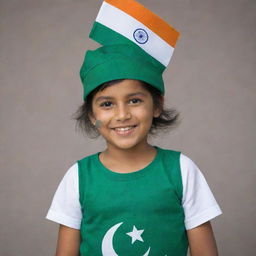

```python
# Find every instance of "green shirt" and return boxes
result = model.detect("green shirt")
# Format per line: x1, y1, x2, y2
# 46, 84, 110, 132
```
78, 146, 188, 255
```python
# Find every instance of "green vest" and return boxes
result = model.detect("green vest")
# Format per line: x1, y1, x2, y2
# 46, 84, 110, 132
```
77, 146, 188, 255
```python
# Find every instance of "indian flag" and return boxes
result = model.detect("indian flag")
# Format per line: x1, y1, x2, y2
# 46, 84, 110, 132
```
89, 0, 180, 67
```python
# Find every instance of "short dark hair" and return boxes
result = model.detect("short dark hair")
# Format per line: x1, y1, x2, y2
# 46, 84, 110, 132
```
72, 79, 180, 138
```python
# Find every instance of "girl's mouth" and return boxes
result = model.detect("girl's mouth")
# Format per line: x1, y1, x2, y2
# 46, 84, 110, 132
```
112, 125, 137, 136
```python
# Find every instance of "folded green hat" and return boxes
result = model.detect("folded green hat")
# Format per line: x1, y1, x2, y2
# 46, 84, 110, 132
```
80, 44, 165, 100
80, 0, 180, 101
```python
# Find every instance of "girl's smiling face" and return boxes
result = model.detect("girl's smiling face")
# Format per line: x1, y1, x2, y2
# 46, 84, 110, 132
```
90, 79, 161, 151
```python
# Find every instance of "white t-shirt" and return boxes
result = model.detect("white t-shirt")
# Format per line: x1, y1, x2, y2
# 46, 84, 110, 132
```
46, 154, 222, 230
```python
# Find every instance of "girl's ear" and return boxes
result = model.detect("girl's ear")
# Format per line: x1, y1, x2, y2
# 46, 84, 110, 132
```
153, 95, 164, 118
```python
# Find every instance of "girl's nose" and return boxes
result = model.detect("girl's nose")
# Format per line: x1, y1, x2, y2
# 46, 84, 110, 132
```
115, 104, 132, 121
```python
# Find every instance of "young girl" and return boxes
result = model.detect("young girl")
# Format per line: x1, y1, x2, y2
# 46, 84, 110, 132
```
46, 0, 222, 255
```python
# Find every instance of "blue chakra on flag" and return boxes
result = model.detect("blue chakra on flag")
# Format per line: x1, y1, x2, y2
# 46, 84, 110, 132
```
133, 28, 149, 44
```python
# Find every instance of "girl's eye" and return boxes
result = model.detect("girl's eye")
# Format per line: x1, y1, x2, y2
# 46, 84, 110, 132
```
100, 101, 113, 108
130, 98, 142, 104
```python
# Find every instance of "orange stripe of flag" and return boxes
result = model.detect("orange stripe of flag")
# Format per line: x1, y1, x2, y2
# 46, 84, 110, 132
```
105, 0, 179, 47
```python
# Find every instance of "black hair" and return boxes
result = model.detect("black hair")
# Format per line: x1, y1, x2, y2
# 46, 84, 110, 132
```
72, 79, 180, 138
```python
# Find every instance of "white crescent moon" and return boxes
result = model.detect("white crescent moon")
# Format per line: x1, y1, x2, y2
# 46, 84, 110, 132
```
101, 222, 151, 256
102, 222, 122, 256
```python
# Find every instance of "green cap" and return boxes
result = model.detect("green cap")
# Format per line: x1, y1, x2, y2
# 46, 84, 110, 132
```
80, 44, 165, 100
79, 0, 180, 101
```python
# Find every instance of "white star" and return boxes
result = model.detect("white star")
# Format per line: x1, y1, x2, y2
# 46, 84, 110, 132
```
126, 225, 144, 244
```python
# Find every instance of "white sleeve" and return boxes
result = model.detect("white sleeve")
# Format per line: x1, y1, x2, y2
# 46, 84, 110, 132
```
45, 163, 82, 229
180, 154, 222, 230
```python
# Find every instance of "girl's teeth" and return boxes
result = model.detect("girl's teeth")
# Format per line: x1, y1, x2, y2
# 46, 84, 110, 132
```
116, 127, 133, 131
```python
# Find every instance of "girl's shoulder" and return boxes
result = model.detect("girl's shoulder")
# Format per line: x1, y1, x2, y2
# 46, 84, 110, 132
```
157, 146, 199, 169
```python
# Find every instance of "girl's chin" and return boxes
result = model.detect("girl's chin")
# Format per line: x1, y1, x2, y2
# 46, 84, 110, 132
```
106, 138, 149, 151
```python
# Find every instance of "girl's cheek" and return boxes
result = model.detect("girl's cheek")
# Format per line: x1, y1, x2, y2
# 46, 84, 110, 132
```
133, 106, 153, 117
96, 111, 113, 124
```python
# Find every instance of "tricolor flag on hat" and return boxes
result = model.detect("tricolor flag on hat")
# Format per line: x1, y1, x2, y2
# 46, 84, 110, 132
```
89, 0, 180, 68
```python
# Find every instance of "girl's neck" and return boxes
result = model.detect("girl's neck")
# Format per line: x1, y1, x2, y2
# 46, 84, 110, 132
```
99, 143, 157, 173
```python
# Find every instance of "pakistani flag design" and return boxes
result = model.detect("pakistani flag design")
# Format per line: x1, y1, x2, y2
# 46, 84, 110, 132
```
90, 0, 180, 67
78, 148, 188, 255
102, 222, 151, 255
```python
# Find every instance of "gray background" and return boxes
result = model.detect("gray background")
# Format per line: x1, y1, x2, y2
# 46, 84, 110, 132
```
0, 0, 255, 255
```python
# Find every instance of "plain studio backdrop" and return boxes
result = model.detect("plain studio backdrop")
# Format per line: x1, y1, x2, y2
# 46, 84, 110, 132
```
0, 0, 255, 255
